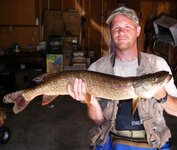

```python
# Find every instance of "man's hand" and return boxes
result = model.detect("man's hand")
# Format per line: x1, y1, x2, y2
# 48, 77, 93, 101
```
67, 78, 105, 124
153, 86, 177, 116
153, 87, 167, 103
67, 78, 90, 103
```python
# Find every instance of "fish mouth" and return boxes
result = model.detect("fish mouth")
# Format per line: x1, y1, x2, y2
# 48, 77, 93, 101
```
165, 74, 172, 83
157, 72, 172, 85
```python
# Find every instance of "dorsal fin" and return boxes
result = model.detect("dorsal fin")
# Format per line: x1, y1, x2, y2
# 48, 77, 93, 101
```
32, 73, 57, 83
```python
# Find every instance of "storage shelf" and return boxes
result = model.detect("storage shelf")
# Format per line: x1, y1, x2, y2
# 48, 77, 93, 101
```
0, 24, 39, 27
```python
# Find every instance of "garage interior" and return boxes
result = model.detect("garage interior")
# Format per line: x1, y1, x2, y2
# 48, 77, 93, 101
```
0, 0, 177, 150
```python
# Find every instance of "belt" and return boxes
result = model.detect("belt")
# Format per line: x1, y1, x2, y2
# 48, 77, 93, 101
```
112, 138, 152, 148
110, 130, 147, 143
113, 130, 146, 139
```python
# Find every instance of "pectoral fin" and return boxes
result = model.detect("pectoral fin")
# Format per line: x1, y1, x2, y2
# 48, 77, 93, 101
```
85, 93, 91, 104
132, 95, 139, 116
42, 95, 58, 105
80, 93, 91, 104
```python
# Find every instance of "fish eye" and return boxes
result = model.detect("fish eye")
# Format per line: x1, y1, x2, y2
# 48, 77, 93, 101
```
151, 77, 157, 81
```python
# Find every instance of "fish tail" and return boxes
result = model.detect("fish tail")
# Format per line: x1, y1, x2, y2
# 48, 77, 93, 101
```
3, 90, 30, 114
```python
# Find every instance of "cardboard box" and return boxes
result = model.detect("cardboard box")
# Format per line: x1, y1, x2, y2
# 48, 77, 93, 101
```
46, 54, 63, 73
63, 12, 81, 37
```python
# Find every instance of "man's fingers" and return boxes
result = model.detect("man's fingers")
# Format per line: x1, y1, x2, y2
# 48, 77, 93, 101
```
78, 79, 86, 98
74, 78, 86, 100
67, 84, 75, 99
67, 78, 87, 102
73, 78, 79, 99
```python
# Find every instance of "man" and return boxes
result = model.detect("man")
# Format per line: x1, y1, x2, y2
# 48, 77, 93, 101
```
67, 7, 177, 150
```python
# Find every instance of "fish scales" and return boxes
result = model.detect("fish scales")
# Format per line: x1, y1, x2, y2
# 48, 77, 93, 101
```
22, 70, 167, 101
3, 70, 171, 113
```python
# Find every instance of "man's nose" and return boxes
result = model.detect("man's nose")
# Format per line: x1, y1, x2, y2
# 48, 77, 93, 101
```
118, 27, 126, 34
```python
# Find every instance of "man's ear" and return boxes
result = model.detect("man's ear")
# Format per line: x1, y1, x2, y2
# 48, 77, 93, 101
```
137, 26, 141, 37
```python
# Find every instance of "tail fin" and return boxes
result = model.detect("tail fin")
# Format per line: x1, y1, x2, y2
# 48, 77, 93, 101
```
3, 91, 30, 114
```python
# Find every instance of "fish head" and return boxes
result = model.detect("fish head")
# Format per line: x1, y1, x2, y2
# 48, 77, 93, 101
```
133, 71, 172, 98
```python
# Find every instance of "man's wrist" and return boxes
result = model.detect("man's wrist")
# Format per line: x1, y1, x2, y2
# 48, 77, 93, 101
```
156, 93, 168, 104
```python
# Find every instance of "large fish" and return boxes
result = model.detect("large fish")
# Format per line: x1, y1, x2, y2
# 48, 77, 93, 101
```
3, 70, 171, 114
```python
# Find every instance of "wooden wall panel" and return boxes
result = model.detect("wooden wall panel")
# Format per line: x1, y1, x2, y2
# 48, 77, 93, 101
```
139, 0, 154, 52
48, 0, 61, 10
82, 0, 90, 51
140, 0, 177, 52
62, 0, 76, 11
101, 0, 115, 56
86, 0, 103, 57
0, 0, 176, 56
0, 0, 36, 25
0, 27, 39, 50
106, 0, 116, 10
41, 0, 62, 11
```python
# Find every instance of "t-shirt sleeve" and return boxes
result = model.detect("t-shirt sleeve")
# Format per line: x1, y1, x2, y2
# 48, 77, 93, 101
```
156, 56, 177, 97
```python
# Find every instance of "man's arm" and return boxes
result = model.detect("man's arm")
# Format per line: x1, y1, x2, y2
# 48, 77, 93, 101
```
153, 56, 177, 116
162, 95, 177, 117
67, 78, 105, 125
153, 87, 177, 117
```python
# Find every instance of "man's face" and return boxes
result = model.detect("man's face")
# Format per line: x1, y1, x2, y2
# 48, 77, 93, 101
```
110, 15, 141, 51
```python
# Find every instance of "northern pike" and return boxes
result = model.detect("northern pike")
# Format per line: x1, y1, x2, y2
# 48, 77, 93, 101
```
3, 70, 171, 114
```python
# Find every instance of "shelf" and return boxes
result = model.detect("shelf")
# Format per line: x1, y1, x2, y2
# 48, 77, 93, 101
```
0, 24, 39, 28
0, 54, 46, 71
